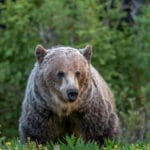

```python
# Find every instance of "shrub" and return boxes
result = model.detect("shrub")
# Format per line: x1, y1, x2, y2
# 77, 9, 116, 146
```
0, 0, 150, 142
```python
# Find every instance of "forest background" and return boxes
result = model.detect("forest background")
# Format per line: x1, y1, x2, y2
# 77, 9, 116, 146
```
0, 0, 150, 144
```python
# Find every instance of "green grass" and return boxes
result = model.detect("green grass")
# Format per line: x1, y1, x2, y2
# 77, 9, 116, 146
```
0, 136, 149, 150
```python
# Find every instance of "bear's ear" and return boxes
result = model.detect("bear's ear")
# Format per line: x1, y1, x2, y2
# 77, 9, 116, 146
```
81, 45, 92, 63
35, 44, 47, 63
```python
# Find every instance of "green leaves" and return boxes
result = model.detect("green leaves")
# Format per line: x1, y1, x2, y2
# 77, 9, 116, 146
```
0, 0, 150, 142
0, 136, 150, 150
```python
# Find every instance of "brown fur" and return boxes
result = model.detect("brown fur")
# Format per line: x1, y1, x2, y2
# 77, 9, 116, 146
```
19, 45, 121, 145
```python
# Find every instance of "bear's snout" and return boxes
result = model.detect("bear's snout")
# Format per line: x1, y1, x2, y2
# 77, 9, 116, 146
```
67, 89, 78, 102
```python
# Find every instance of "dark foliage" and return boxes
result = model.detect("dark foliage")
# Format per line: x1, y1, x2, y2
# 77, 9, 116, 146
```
0, 0, 150, 142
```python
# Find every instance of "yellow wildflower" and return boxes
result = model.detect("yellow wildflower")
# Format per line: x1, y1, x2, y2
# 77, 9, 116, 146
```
114, 144, 118, 149
136, 144, 139, 148
44, 147, 48, 150
27, 137, 30, 143
38, 144, 42, 148
6, 141, 11, 146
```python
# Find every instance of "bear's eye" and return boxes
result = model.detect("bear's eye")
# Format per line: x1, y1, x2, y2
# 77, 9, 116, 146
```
57, 71, 65, 79
75, 71, 80, 78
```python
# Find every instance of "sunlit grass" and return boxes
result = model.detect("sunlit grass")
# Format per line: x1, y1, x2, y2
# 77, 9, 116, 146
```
0, 135, 149, 150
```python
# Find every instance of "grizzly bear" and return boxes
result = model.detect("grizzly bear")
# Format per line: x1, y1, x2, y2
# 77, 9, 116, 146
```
19, 45, 120, 145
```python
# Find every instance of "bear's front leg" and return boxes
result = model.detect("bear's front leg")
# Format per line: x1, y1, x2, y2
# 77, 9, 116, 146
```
106, 113, 121, 140
19, 112, 61, 144
76, 111, 120, 145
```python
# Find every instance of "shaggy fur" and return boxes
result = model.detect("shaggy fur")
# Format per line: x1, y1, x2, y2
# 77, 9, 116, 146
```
19, 45, 120, 145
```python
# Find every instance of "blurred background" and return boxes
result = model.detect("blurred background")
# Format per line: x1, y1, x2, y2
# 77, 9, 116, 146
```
0, 0, 150, 143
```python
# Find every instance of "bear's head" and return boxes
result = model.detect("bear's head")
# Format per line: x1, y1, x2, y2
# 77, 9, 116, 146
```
34, 45, 92, 116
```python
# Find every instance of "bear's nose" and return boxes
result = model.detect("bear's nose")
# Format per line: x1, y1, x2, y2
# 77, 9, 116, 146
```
67, 89, 78, 102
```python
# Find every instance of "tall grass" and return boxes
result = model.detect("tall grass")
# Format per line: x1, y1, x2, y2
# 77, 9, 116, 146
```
0, 136, 149, 150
